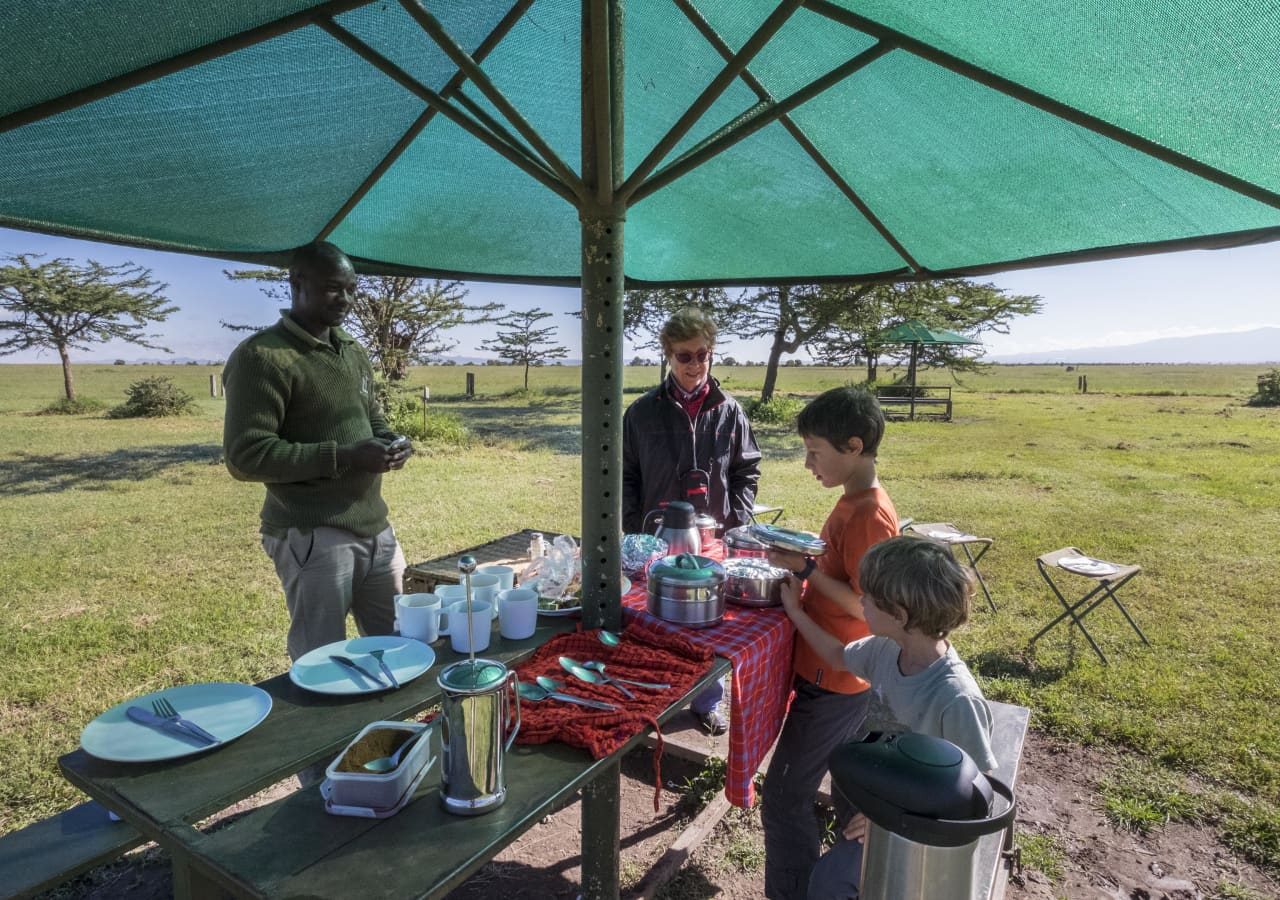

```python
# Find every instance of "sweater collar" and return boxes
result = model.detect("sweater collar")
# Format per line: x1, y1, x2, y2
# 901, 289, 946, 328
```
278, 310, 356, 350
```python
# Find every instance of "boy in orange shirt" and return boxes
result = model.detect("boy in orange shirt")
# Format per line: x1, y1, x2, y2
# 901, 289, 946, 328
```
762, 386, 899, 900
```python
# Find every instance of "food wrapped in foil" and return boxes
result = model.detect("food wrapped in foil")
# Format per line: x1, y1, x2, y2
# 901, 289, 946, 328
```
621, 533, 668, 576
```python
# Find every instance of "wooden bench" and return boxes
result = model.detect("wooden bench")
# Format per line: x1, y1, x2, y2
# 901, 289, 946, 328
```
0, 801, 144, 899
875, 386, 954, 421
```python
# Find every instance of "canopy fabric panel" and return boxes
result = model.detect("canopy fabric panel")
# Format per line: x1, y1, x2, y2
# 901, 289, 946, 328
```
2, 0, 1279, 284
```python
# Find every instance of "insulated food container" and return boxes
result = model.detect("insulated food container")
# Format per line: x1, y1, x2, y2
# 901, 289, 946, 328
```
646, 553, 726, 628
724, 525, 771, 559
722, 558, 789, 608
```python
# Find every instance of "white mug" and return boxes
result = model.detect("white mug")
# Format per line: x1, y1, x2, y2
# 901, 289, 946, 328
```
479, 565, 516, 592
396, 593, 442, 643
498, 588, 539, 641
439, 574, 501, 620
440, 600, 492, 653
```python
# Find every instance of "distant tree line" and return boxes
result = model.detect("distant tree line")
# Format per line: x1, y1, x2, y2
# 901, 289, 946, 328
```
0, 251, 1043, 404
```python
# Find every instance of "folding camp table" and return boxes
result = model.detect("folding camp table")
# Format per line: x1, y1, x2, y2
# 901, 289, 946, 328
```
1031, 547, 1148, 665
905, 522, 997, 612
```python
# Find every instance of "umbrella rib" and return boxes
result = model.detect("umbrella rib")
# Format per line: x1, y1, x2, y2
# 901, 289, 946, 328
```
629, 42, 891, 206
0, 0, 377, 136
804, 0, 1280, 213
398, 0, 587, 205
617, 0, 803, 203
673, 0, 922, 275
317, 0, 536, 241
316, 19, 576, 207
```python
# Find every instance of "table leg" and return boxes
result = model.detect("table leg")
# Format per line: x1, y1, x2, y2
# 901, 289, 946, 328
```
581, 757, 621, 899
172, 851, 232, 900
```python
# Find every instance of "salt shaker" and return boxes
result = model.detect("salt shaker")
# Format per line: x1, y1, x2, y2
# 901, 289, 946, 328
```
528, 532, 546, 559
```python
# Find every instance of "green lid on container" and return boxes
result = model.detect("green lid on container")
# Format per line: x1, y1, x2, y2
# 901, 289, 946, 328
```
438, 659, 507, 692
649, 553, 723, 584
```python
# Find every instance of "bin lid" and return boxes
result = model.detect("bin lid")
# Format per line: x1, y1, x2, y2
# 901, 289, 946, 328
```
829, 733, 1015, 847
439, 658, 507, 692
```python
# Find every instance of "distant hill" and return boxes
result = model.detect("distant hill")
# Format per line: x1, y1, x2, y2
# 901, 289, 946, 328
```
989, 327, 1280, 364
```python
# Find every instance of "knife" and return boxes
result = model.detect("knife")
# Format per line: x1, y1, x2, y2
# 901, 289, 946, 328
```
329, 654, 388, 688
126, 706, 217, 745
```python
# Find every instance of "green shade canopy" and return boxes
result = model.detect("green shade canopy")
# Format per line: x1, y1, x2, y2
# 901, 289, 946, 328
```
877, 320, 980, 346
3, 1, 1280, 285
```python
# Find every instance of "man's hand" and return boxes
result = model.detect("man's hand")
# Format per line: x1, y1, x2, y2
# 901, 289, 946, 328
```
842, 812, 869, 843
338, 438, 401, 473
386, 436, 413, 471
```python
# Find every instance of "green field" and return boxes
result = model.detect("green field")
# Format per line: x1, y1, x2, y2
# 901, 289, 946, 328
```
1, 361, 1277, 868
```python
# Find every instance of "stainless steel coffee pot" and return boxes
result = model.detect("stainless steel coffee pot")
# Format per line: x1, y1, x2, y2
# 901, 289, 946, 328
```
437, 657, 520, 816
438, 554, 521, 816
644, 500, 701, 556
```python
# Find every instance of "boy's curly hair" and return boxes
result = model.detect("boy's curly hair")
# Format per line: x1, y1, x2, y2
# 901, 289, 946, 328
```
796, 385, 885, 456
859, 536, 973, 639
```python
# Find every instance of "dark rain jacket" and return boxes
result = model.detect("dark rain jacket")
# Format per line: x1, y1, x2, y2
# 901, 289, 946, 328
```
622, 375, 762, 535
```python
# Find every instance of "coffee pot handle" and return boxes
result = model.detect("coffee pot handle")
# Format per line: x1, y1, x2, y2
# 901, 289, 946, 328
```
505, 671, 521, 751
642, 509, 662, 534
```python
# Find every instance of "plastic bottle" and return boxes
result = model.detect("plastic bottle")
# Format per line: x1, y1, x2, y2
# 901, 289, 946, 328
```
528, 532, 546, 559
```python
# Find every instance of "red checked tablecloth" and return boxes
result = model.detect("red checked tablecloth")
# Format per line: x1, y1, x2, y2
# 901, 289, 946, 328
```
621, 539, 795, 808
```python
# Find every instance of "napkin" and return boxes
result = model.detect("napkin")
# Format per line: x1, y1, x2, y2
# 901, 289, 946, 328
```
510, 621, 713, 811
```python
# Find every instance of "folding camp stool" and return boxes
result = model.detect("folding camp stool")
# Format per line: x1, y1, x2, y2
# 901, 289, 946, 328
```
905, 522, 997, 612
1031, 547, 1148, 665
751, 502, 785, 524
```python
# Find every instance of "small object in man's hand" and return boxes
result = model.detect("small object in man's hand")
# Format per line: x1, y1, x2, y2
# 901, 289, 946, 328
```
387, 435, 411, 452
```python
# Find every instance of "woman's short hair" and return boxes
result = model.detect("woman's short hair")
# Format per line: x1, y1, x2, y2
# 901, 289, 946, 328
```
660, 307, 717, 357
859, 536, 973, 639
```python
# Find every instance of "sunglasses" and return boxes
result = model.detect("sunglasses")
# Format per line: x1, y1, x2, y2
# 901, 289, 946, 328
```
673, 348, 712, 364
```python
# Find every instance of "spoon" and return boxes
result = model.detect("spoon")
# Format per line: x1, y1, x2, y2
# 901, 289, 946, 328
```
559, 656, 635, 699
582, 661, 670, 691
517, 679, 618, 711
597, 629, 623, 647
362, 727, 427, 773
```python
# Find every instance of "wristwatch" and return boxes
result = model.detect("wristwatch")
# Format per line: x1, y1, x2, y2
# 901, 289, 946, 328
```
794, 556, 817, 580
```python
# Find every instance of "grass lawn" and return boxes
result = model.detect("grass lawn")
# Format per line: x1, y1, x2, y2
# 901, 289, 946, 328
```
0, 360, 1276, 869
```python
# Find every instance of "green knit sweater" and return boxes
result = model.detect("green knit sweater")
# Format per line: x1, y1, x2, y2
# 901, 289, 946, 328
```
223, 313, 395, 539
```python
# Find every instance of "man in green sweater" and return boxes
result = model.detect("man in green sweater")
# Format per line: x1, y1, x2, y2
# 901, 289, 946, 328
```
223, 241, 412, 661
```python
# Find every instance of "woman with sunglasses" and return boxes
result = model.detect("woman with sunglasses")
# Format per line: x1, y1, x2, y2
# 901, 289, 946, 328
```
622, 306, 762, 734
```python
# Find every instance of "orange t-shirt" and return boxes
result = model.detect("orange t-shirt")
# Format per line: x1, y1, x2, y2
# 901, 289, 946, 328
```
791, 486, 899, 694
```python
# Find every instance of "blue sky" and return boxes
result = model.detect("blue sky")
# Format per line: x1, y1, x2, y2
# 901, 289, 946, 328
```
1, 225, 1277, 363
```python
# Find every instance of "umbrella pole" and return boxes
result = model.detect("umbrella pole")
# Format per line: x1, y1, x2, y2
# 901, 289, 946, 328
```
579, 3, 625, 898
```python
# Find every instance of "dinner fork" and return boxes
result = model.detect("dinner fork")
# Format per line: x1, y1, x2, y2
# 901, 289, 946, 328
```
152, 697, 219, 744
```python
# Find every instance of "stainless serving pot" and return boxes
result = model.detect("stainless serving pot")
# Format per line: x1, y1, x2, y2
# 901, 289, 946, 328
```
722, 558, 790, 608
646, 552, 726, 628
724, 525, 770, 559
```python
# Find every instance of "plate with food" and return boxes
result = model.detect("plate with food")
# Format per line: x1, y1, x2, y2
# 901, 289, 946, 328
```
529, 576, 632, 616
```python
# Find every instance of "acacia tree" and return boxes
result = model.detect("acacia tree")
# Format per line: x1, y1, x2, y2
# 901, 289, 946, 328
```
225, 269, 502, 380
478, 308, 569, 389
0, 254, 176, 401
732, 282, 876, 403
815, 279, 1043, 381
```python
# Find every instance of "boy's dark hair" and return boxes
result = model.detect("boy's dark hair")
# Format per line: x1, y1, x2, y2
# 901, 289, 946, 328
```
796, 385, 885, 456
859, 536, 973, 639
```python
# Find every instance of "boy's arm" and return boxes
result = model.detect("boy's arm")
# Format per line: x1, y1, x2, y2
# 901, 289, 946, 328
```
778, 574, 848, 672
768, 548, 865, 619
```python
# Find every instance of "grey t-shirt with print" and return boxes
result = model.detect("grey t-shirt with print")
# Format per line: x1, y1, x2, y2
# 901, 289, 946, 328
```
842, 635, 997, 772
